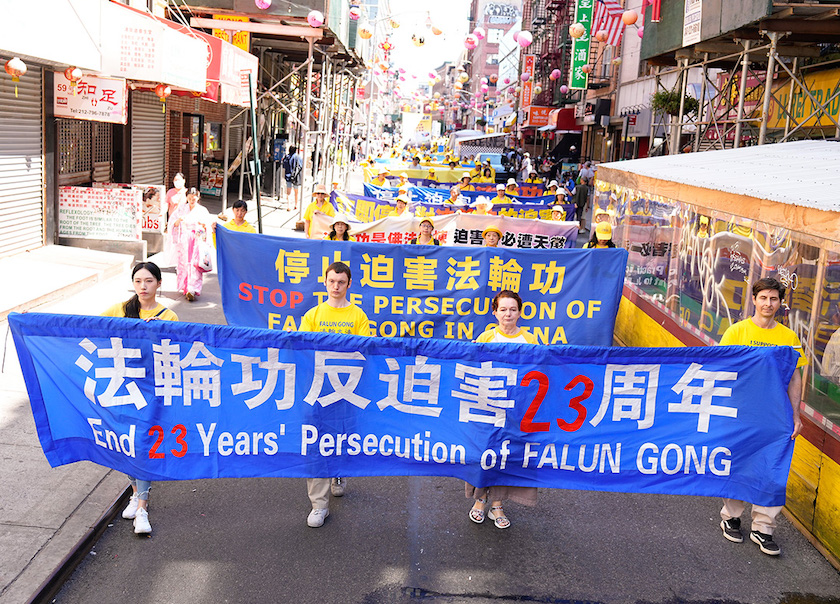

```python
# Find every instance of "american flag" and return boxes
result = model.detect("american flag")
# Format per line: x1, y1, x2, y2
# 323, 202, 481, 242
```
591, 0, 625, 47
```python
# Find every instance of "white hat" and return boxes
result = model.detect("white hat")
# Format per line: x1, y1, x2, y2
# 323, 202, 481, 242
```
548, 180, 558, 188
506, 178, 517, 186
495, 183, 505, 190
474, 196, 493, 207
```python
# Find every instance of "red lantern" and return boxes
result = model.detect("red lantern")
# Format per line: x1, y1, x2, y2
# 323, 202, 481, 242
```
155, 83, 171, 114
5, 57, 27, 98
64, 67, 83, 95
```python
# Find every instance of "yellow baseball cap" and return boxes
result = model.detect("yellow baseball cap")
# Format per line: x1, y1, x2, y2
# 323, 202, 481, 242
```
595, 222, 613, 240
419, 217, 435, 228
482, 225, 503, 238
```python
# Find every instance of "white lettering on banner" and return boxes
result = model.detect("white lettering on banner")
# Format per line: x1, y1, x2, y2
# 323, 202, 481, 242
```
301, 424, 466, 464
304, 351, 371, 408
153, 340, 223, 407
376, 356, 443, 416
76, 338, 148, 410
87, 417, 136, 458
670, 363, 738, 432
522, 442, 621, 473
452, 361, 518, 427
636, 443, 732, 476
591, 364, 660, 429
197, 422, 281, 456
230, 348, 296, 410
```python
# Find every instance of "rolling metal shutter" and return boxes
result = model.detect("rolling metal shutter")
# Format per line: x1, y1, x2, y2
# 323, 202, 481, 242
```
0, 66, 43, 258
130, 91, 165, 184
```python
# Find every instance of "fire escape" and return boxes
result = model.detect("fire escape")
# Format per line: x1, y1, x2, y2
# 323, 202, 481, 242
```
535, 0, 582, 106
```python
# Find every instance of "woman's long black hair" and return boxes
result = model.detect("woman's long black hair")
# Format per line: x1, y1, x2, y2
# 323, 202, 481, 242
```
328, 221, 351, 241
123, 262, 163, 318
586, 232, 617, 248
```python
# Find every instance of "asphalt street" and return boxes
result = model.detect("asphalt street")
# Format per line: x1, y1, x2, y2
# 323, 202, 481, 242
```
38, 245, 840, 604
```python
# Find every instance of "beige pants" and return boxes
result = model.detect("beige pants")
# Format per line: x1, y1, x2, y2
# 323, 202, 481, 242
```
307, 478, 331, 509
721, 498, 782, 535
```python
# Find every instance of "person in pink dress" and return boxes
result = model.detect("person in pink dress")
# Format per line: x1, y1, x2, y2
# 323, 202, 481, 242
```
167, 187, 211, 301
164, 172, 187, 221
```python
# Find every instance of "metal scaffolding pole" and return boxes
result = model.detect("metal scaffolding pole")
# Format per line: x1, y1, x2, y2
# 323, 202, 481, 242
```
784, 57, 798, 139
758, 32, 780, 145
672, 58, 689, 155
693, 54, 709, 153
733, 40, 751, 149
299, 38, 315, 222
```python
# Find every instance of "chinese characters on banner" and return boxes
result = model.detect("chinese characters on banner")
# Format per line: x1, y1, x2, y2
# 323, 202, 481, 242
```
570, 0, 595, 90
93, 183, 166, 234
10, 312, 798, 507
216, 228, 624, 344
53, 72, 128, 125
58, 187, 142, 241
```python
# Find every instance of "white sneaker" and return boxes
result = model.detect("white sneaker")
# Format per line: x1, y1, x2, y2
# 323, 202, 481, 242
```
122, 494, 139, 519
330, 477, 345, 497
307, 508, 329, 528
133, 508, 152, 534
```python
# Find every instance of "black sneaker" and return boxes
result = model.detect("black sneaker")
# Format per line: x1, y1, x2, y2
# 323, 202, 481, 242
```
720, 518, 744, 543
750, 530, 781, 556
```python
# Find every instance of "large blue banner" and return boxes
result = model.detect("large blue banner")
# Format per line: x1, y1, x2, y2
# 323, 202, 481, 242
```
10, 312, 797, 506
216, 228, 625, 345
364, 183, 556, 207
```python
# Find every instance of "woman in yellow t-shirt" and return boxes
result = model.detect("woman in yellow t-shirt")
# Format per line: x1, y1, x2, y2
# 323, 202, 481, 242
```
467, 290, 538, 529
325, 218, 355, 241
101, 262, 178, 535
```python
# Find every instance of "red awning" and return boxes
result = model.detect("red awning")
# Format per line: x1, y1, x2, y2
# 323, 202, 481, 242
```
555, 107, 582, 133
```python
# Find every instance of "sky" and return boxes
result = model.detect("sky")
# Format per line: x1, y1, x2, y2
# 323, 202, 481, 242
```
381, 0, 471, 84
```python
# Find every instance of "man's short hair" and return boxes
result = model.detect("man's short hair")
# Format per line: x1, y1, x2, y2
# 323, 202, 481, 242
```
232, 199, 248, 210
752, 277, 785, 299
325, 261, 352, 281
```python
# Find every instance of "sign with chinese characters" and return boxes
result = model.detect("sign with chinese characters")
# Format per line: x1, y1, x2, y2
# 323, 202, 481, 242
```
525, 106, 553, 128
520, 54, 535, 109
54, 72, 127, 124
216, 228, 625, 344
363, 183, 552, 205
569, 0, 595, 90
58, 186, 142, 241
10, 311, 797, 507
334, 191, 575, 234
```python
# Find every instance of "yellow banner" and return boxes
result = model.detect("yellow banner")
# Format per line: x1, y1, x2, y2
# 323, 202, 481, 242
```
767, 67, 840, 129
212, 14, 250, 52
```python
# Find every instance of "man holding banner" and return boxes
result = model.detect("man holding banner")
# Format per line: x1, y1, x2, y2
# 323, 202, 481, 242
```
299, 262, 372, 527
304, 184, 335, 238
718, 277, 805, 556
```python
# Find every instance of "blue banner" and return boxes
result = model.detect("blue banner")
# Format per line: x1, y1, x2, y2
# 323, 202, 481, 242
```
365, 183, 556, 207
216, 228, 625, 344
333, 191, 575, 223
10, 312, 797, 506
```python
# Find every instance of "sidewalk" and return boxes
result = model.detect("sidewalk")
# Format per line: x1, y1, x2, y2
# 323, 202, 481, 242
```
0, 170, 353, 603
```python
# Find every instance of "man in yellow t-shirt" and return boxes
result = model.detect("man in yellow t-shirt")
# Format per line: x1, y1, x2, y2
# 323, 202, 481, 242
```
299, 261, 371, 528
717, 276, 806, 556
303, 183, 336, 238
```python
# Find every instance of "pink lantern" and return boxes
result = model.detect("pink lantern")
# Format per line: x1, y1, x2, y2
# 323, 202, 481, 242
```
480, 77, 488, 84
596, 30, 609, 42
622, 10, 638, 25
520, 72, 530, 82
307, 10, 324, 27
349, 6, 362, 20
560, 85, 569, 94
464, 34, 478, 50
503, 77, 510, 84
517, 31, 533, 48
637, 26, 645, 38
512, 30, 520, 43
399, 67, 406, 73
473, 27, 486, 40
569, 23, 586, 39
255, 0, 271, 8
550, 68, 562, 80
481, 84, 489, 92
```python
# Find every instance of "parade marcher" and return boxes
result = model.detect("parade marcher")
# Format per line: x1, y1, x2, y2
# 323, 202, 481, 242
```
212, 199, 256, 245
168, 187, 211, 302
304, 183, 336, 238
525, 170, 541, 184
505, 178, 519, 196
409, 217, 440, 245
390, 194, 409, 217
584, 222, 617, 248
475, 166, 495, 183
592, 206, 615, 226
482, 225, 502, 247
459, 172, 476, 192
473, 196, 494, 215
483, 158, 496, 180
492, 184, 513, 205
427, 167, 437, 181
573, 177, 590, 232
411, 156, 421, 168
283, 146, 303, 210
468, 290, 538, 528
546, 180, 559, 195
718, 277, 805, 556
102, 262, 178, 534
164, 172, 187, 219
519, 152, 532, 182
325, 216, 354, 241
372, 167, 390, 186
697, 215, 711, 238
447, 185, 462, 204
299, 262, 371, 527
550, 203, 567, 222
397, 172, 411, 189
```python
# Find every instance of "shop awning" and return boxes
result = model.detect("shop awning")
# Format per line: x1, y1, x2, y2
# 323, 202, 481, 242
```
555, 107, 582, 132
99, 2, 208, 93
537, 125, 556, 132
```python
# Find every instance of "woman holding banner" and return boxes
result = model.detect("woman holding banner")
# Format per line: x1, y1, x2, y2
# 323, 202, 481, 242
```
325, 218, 354, 241
101, 262, 178, 534
168, 188, 212, 302
409, 218, 439, 245
467, 290, 538, 529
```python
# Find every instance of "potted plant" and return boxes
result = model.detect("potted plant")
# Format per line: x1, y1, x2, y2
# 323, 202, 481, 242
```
650, 89, 699, 115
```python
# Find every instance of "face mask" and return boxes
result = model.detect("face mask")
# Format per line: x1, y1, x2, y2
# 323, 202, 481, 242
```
174, 179, 185, 188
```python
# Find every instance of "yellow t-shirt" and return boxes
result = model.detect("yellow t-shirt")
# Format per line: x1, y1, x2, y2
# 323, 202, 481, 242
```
304, 201, 335, 236
493, 195, 513, 204
300, 302, 371, 336
476, 327, 537, 344
720, 318, 807, 368
459, 184, 476, 192
101, 302, 179, 322
325, 234, 355, 241
222, 219, 256, 234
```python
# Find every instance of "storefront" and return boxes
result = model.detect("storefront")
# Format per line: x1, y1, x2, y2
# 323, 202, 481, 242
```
595, 140, 840, 563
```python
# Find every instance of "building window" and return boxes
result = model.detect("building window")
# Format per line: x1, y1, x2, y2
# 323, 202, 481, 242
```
486, 54, 499, 65
488, 28, 503, 44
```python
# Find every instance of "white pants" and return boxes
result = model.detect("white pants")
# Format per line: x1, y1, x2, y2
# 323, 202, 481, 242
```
721, 498, 782, 535
307, 478, 331, 509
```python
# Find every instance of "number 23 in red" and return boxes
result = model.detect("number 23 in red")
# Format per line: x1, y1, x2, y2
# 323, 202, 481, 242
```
519, 371, 594, 433
148, 425, 188, 459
